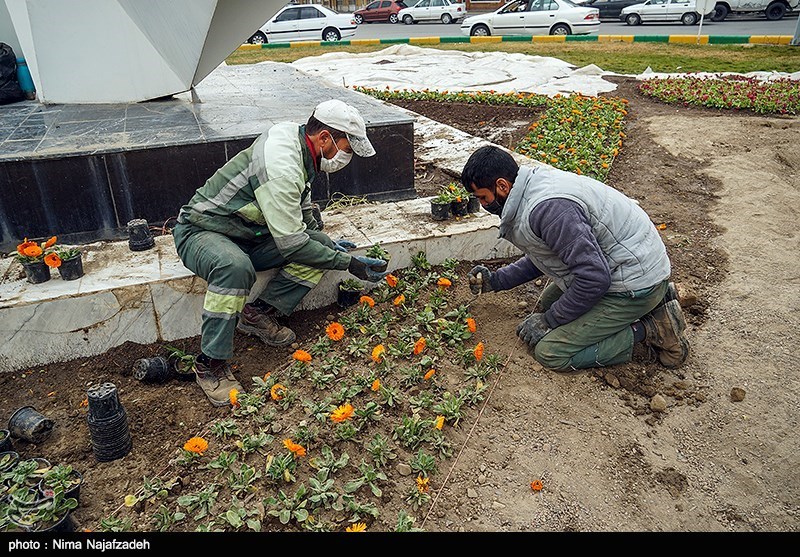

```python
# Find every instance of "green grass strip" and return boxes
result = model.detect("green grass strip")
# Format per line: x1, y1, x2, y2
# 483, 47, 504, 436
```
633, 35, 670, 43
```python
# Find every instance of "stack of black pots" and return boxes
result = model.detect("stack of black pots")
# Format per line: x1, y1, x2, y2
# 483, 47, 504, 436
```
86, 383, 132, 462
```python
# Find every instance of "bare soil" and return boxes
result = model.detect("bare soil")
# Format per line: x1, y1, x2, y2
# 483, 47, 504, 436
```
1, 76, 798, 533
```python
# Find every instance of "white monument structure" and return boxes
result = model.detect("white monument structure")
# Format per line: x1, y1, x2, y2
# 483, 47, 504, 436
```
2, 0, 284, 104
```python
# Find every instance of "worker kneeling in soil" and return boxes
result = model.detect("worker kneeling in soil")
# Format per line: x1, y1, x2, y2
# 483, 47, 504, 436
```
463, 145, 689, 371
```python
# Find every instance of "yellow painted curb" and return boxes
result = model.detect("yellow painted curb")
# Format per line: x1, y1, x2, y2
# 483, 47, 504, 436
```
350, 38, 382, 46
749, 35, 792, 44
238, 44, 262, 51
598, 35, 634, 43
470, 36, 502, 43
291, 41, 322, 48
532, 35, 566, 42
409, 37, 441, 45
669, 35, 708, 44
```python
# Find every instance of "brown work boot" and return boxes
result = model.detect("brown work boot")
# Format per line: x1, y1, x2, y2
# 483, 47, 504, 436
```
237, 303, 296, 347
641, 299, 690, 368
194, 359, 243, 407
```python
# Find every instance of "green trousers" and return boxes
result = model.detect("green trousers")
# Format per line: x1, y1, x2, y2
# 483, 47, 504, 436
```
533, 279, 669, 371
173, 223, 331, 360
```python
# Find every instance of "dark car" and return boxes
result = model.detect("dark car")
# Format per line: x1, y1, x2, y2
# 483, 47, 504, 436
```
582, 0, 643, 18
354, 0, 409, 24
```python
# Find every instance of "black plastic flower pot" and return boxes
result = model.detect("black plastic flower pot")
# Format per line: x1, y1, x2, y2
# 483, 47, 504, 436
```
467, 195, 481, 214
337, 285, 363, 309
430, 200, 451, 221
21, 261, 51, 284
57, 255, 84, 281
8, 406, 55, 445
0, 429, 12, 452
451, 198, 469, 217
127, 218, 155, 251
86, 385, 132, 462
86, 383, 123, 421
0, 450, 20, 472
132, 357, 173, 384
38, 470, 82, 503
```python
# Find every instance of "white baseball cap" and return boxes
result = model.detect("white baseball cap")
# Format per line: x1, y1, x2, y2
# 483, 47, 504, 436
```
312, 99, 376, 158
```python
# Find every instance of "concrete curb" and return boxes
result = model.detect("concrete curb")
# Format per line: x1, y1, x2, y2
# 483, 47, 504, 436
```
237, 34, 794, 49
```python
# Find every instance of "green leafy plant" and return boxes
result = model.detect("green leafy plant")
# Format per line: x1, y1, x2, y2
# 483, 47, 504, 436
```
266, 484, 309, 525
236, 432, 272, 454
410, 448, 438, 478
365, 242, 390, 262
164, 345, 196, 373
366, 433, 397, 467
344, 461, 388, 498
339, 278, 364, 292
265, 453, 298, 484
342, 495, 379, 523
433, 392, 466, 427
218, 496, 262, 532
393, 414, 433, 450
227, 463, 260, 495
176, 484, 219, 521
395, 509, 424, 532
210, 419, 240, 439
150, 504, 185, 532
99, 516, 132, 532
309, 446, 350, 476
40, 464, 82, 496
307, 469, 342, 510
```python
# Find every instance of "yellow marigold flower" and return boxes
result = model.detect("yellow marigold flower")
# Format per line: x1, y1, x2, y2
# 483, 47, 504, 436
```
371, 378, 381, 392
416, 476, 430, 493
575, 168, 583, 175
346, 522, 367, 532
183, 436, 208, 455
393, 294, 405, 306
326, 322, 345, 341
292, 349, 312, 362
229, 388, 239, 407
359, 295, 375, 307
43, 236, 57, 248
44, 253, 62, 268
602, 163, 609, 169
413, 337, 426, 355
466, 318, 477, 333
386, 274, 398, 288
371, 344, 385, 363
270, 383, 286, 401
423, 369, 436, 381
330, 403, 354, 423
283, 438, 306, 458
437, 277, 451, 289
434, 415, 444, 430
474, 342, 484, 361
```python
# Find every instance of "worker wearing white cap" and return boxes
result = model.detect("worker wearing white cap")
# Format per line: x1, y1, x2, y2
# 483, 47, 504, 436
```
173, 98, 386, 407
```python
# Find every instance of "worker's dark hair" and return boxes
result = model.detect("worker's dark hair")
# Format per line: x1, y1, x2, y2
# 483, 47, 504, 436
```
306, 115, 347, 141
461, 145, 519, 192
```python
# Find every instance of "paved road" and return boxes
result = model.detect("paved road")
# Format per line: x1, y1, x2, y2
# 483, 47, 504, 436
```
350, 13, 799, 39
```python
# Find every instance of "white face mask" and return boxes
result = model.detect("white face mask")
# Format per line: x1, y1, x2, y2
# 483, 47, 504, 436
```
320, 135, 353, 173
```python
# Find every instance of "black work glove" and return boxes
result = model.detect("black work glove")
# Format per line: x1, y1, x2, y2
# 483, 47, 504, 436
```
311, 203, 324, 231
467, 265, 495, 295
348, 255, 390, 282
516, 312, 552, 348
332, 239, 357, 253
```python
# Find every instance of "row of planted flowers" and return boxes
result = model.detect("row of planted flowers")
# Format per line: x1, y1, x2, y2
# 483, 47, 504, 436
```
97, 252, 501, 533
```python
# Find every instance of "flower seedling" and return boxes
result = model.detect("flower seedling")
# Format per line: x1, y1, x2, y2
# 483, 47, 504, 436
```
176, 484, 219, 521
227, 463, 260, 495
307, 470, 341, 510
266, 484, 309, 525
410, 449, 438, 478
218, 496, 262, 532
366, 434, 397, 468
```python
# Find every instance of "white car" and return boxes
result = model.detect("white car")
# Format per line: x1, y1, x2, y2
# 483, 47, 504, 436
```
620, 0, 713, 25
398, 0, 467, 24
461, 0, 600, 37
248, 4, 357, 44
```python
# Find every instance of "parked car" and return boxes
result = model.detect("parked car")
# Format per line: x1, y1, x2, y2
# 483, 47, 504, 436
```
620, 0, 713, 25
398, 0, 466, 24
460, 0, 600, 37
247, 4, 356, 44
708, 0, 798, 21
581, 0, 645, 18
354, 0, 410, 24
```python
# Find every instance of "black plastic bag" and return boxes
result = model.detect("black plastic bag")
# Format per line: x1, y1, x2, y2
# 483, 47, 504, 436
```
0, 42, 25, 105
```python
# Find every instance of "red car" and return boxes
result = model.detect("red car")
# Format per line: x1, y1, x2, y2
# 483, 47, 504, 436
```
354, 0, 409, 24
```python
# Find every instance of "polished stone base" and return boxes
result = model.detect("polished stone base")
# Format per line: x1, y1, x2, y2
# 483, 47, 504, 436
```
0, 62, 415, 252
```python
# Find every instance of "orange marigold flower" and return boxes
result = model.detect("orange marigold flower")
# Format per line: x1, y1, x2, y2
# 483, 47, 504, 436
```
474, 342, 484, 361
437, 277, 452, 289
330, 403, 354, 423
44, 253, 62, 268
413, 337, 426, 355
292, 349, 312, 362
423, 369, 436, 381
79, 398, 88, 408
43, 236, 57, 248
229, 388, 239, 407
346, 522, 367, 532
371, 344, 385, 363
657, 223, 667, 231
434, 415, 444, 430
386, 274, 398, 288
393, 294, 405, 306
371, 378, 381, 392
183, 436, 208, 455
270, 383, 286, 401
16, 239, 35, 256
416, 476, 430, 493
359, 295, 375, 307
531, 479, 544, 492
466, 317, 477, 333
263, 371, 271, 382
326, 322, 345, 341
22, 244, 43, 258
283, 438, 306, 458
